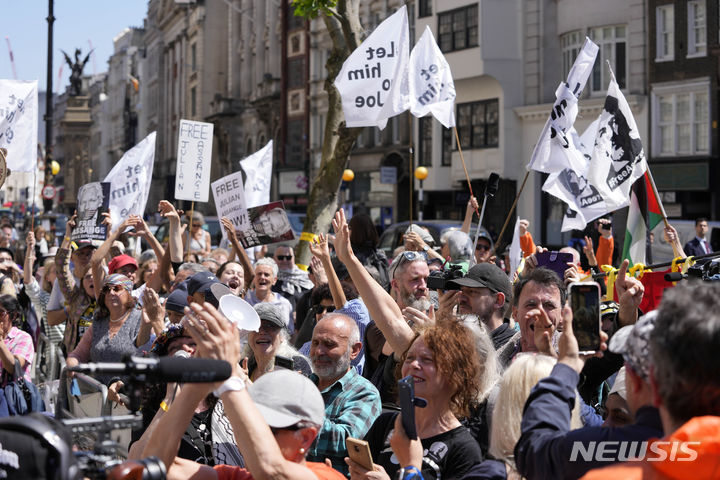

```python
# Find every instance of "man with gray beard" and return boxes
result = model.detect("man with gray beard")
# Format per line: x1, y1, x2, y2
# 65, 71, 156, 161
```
445, 263, 517, 352
307, 314, 381, 475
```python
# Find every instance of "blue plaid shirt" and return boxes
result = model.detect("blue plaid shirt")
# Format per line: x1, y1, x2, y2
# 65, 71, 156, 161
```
308, 368, 382, 475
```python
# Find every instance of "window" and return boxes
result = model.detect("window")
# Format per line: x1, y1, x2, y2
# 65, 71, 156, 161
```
441, 127, 453, 166
653, 81, 709, 156
656, 5, 674, 61
190, 87, 196, 116
191, 43, 197, 72
286, 119, 306, 167
419, 0, 432, 18
589, 25, 626, 92
688, 1, 706, 57
561, 31, 582, 77
288, 58, 304, 89
456, 99, 499, 150
418, 117, 433, 166
438, 5, 478, 53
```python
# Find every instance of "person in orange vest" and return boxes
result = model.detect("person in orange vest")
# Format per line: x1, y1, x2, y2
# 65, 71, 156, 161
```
581, 281, 720, 480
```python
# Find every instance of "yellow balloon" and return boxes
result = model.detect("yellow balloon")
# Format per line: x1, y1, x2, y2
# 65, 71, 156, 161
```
414, 166, 429, 180
342, 169, 355, 182
50, 160, 60, 176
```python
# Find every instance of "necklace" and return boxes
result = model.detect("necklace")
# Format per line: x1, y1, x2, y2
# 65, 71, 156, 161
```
109, 308, 131, 323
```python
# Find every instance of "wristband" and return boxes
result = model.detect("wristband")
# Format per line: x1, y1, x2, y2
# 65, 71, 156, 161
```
64, 236, 71, 243
398, 466, 422, 480
213, 376, 246, 397
159, 400, 169, 412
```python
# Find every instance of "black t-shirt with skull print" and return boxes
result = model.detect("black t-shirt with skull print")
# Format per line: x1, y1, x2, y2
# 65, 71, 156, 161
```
365, 411, 483, 480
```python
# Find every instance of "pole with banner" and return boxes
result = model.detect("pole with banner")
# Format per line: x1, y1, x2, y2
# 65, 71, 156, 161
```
175, 119, 214, 260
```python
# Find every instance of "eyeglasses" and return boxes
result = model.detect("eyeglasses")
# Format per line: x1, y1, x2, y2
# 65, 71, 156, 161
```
315, 305, 336, 315
475, 244, 491, 251
276, 255, 293, 261
192, 224, 202, 228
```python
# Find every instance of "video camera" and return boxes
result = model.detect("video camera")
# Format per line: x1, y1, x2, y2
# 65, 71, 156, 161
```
427, 264, 464, 291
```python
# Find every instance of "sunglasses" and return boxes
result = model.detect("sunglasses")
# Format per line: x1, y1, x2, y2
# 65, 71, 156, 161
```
276, 255, 293, 261
192, 224, 202, 228
315, 305, 336, 315
102, 285, 126, 294
390, 251, 428, 278
475, 244, 491, 251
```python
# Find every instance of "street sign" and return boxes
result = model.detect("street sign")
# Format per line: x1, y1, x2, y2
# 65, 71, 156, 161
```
42, 184, 56, 200
380, 166, 397, 184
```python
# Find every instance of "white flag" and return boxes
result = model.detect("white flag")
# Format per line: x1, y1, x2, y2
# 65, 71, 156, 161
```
508, 217, 523, 279
586, 76, 647, 210
103, 132, 156, 231
0, 80, 38, 172
527, 38, 598, 173
240, 140, 273, 208
334, 6, 410, 129
407, 26, 456, 128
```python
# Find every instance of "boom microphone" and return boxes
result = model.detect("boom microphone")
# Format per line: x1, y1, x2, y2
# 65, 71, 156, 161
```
485, 173, 500, 197
69, 356, 232, 383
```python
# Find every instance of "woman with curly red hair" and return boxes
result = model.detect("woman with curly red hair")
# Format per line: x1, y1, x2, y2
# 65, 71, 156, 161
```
360, 320, 484, 480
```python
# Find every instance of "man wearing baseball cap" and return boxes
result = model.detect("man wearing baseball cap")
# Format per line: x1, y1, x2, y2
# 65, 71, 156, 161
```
186, 271, 233, 309
143, 303, 345, 479
445, 263, 516, 350
514, 310, 663, 480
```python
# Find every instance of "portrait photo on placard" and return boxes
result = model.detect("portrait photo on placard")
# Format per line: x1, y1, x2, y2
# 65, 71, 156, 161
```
236, 201, 295, 248
72, 182, 111, 241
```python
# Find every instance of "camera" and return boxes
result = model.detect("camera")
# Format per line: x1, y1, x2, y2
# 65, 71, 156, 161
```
426, 264, 464, 290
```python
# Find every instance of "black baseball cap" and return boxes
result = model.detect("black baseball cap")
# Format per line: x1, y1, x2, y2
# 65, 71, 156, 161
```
446, 263, 512, 300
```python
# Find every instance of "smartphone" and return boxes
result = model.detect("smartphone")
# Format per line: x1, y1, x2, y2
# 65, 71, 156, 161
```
569, 282, 602, 354
274, 355, 295, 371
536, 251, 574, 280
398, 376, 419, 440
346, 437, 374, 471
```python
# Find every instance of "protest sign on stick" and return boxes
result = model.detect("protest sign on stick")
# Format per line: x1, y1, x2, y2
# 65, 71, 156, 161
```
72, 182, 111, 242
175, 119, 213, 203
334, 5, 410, 129
235, 201, 295, 248
212, 170, 248, 240
0, 80, 38, 173
104, 132, 156, 231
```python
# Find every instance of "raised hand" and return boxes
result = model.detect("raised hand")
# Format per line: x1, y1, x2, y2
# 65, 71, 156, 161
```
26, 231, 36, 251
65, 211, 78, 237
331, 209, 354, 263
184, 302, 243, 380
220, 217, 238, 242
309, 233, 331, 260
158, 200, 179, 221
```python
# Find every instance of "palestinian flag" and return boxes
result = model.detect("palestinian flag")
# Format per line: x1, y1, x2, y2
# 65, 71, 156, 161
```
622, 171, 663, 264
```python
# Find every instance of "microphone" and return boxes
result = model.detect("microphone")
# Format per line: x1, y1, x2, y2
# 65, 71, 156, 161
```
485, 173, 500, 198
69, 356, 232, 383
664, 272, 687, 282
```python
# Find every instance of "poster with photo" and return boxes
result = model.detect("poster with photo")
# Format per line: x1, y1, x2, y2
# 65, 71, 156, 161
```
236, 201, 295, 248
72, 182, 111, 241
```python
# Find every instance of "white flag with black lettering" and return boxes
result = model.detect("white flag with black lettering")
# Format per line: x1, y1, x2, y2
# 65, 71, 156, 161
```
240, 140, 273, 208
586, 76, 647, 210
334, 6, 410, 129
407, 26, 456, 128
0, 80, 38, 172
103, 132, 156, 232
527, 38, 598, 174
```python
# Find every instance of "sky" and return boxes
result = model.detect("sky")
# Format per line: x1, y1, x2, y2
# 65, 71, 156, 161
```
1, 0, 148, 93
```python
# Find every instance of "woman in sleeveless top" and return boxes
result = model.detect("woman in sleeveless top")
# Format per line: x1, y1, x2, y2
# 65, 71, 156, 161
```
66, 274, 162, 402
183, 212, 212, 258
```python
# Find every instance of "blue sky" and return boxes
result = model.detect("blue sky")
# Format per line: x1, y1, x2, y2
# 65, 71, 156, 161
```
1, 0, 148, 92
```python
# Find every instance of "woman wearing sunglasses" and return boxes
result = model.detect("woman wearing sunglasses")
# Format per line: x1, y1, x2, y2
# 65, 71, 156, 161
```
66, 274, 160, 403
183, 212, 212, 258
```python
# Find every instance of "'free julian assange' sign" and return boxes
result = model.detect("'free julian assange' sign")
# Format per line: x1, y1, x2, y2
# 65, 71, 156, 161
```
175, 119, 214, 202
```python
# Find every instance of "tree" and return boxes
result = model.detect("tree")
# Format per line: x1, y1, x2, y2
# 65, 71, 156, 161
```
292, 0, 364, 266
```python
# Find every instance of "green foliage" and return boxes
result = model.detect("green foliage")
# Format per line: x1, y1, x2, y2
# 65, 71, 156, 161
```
291, 0, 338, 19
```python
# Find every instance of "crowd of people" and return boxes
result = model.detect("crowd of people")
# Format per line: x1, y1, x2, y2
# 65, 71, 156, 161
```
0, 200, 718, 480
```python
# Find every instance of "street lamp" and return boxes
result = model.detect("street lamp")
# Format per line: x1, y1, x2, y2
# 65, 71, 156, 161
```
342, 169, 354, 215
414, 166, 428, 221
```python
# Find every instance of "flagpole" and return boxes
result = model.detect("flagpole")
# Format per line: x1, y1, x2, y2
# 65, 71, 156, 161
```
452, 127, 480, 217
493, 170, 531, 256
409, 115, 414, 223
185, 201, 195, 262
30, 169, 37, 232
